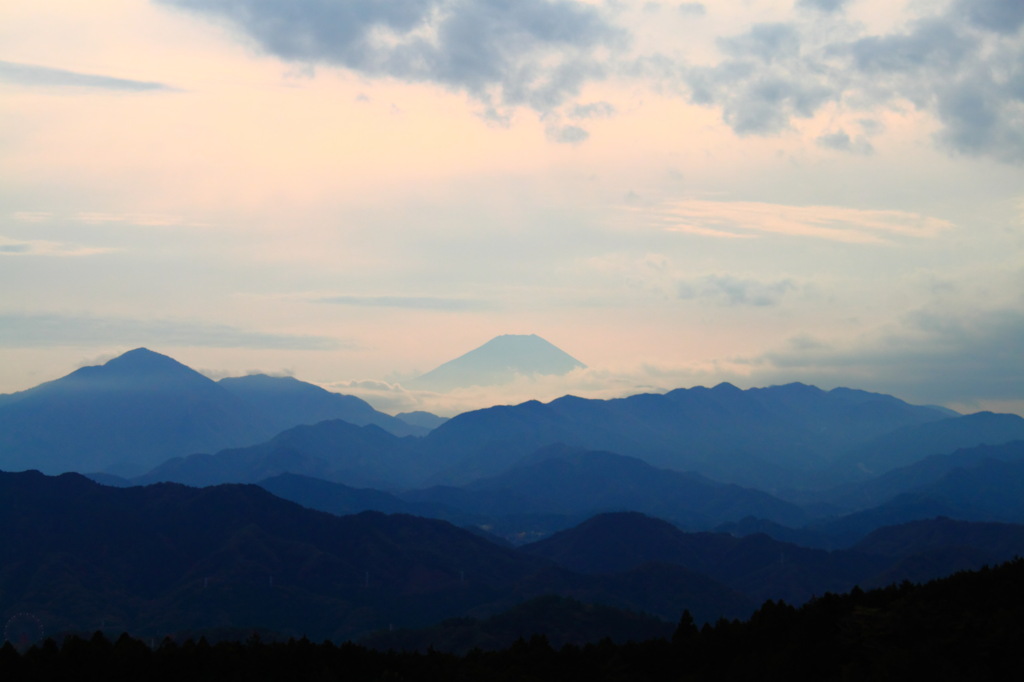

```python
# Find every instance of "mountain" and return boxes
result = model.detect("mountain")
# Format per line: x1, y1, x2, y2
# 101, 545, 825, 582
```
521, 512, 1024, 608
0, 470, 753, 640
407, 334, 585, 392
402, 446, 809, 535
134, 419, 418, 489
830, 411, 1024, 478
798, 440, 1024, 513
801, 455, 1024, 548
0, 349, 423, 476
0, 348, 263, 476
417, 383, 954, 489
125, 380, 980, 494
218, 373, 429, 437
395, 410, 448, 430
0, 469, 552, 641
521, 512, 884, 606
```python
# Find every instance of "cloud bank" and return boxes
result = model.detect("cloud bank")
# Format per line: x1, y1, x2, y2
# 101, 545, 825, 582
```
0, 60, 172, 91
158, 0, 624, 119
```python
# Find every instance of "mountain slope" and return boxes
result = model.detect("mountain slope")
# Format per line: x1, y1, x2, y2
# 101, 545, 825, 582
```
418, 383, 953, 489
0, 469, 550, 640
0, 348, 263, 476
0, 349, 424, 476
403, 446, 809, 531
218, 373, 428, 437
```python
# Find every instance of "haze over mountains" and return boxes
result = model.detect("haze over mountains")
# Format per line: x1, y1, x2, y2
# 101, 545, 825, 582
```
5, 344, 1024, 646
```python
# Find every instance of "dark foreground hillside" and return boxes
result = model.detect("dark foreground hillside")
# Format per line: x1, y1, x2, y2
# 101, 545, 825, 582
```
4, 559, 1023, 681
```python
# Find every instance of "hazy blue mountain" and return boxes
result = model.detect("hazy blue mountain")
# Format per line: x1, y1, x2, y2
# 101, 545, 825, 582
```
407, 334, 585, 391
403, 446, 808, 532
418, 383, 953, 489
219, 373, 429, 437
0, 348, 264, 476
803, 459, 1024, 548
134, 419, 419, 489
0, 348, 424, 477
395, 410, 448, 431
831, 411, 1024, 478
795, 441, 1024, 512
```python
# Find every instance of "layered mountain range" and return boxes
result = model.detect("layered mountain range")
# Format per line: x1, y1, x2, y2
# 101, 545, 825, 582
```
4, 346, 1024, 644
6, 470, 1024, 642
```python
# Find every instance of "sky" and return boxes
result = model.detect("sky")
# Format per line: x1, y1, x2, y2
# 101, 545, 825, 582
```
1, 0, 1023, 417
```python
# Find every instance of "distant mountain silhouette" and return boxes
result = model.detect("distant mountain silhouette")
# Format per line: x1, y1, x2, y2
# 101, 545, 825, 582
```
0, 349, 262, 475
125, 379, 1007, 499
521, 512, 1024, 607
0, 349, 424, 476
407, 334, 585, 392
219, 373, 429, 437
417, 382, 953, 489
403, 446, 808, 532
395, 410, 448, 430
134, 419, 417, 489
830, 411, 1024, 478
799, 440, 1024, 513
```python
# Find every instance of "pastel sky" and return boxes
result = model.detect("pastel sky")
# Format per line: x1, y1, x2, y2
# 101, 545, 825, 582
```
2, 0, 1023, 416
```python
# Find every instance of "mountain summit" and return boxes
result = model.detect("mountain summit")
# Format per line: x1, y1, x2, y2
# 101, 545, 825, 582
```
408, 334, 585, 392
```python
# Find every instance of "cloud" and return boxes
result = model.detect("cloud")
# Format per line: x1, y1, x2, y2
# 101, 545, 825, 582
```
677, 3, 706, 17
568, 101, 615, 119
677, 275, 796, 307
632, 200, 953, 244
670, 5, 1024, 163
0, 314, 347, 350
795, 0, 848, 13
952, 0, 1024, 36
0, 60, 172, 91
745, 307, 1024, 408
683, 23, 838, 135
816, 128, 873, 154
316, 295, 490, 311
0, 236, 117, 257
158, 0, 624, 116
547, 123, 589, 144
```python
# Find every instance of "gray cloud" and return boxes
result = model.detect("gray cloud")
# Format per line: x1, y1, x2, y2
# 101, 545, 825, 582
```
675, 7, 1024, 163
683, 23, 838, 134
952, 0, 1024, 36
677, 3, 706, 17
316, 295, 488, 310
718, 23, 801, 63
747, 307, 1024, 406
0, 314, 346, 350
0, 60, 172, 91
796, 0, 849, 14
677, 275, 796, 307
569, 101, 616, 119
816, 128, 872, 154
547, 123, 590, 144
842, 16, 1024, 162
159, 0, 624, 115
